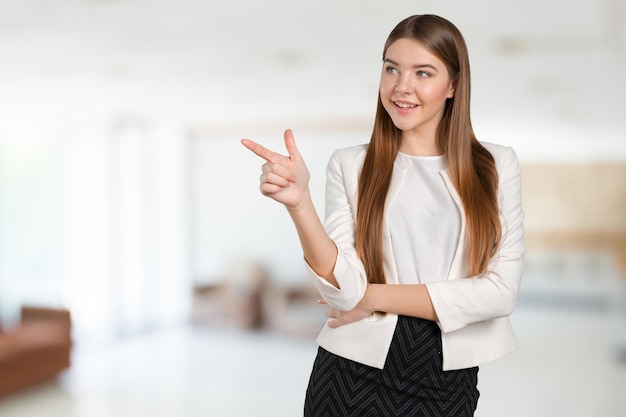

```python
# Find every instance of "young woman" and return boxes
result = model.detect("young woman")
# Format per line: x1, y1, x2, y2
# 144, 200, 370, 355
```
242, 14, 524, 417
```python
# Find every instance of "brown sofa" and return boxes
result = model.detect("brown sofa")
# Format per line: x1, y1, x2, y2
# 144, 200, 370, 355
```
0, 306, 72, 398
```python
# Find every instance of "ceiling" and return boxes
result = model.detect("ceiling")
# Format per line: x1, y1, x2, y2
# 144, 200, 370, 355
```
0, 0, 624, 160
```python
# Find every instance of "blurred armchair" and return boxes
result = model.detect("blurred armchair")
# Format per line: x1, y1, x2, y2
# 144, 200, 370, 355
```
0, 306, 72, 397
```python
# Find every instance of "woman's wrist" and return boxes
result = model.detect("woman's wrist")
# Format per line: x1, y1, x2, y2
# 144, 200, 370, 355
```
284, 188, 312, 213
363, 284, 381, 313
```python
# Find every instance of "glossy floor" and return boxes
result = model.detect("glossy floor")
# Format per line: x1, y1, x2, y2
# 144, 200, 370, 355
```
1, 304, 625, 417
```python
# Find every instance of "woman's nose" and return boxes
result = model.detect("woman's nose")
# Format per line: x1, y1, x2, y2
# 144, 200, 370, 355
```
395, 75, 413, 93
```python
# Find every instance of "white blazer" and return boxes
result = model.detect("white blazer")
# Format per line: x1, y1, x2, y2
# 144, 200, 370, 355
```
306, 142, 525, 371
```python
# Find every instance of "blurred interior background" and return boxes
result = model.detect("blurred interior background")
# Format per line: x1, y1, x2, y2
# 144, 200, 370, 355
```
0, 0, 624, 416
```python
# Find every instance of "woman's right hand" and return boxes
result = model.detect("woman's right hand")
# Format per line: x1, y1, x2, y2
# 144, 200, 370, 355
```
241, 129, 311, 208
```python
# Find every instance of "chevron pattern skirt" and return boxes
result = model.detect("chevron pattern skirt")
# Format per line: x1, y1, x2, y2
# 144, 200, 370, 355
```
304, 316, 479, 417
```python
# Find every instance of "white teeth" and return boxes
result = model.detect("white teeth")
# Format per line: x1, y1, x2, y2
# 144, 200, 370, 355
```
395, 102, 417, 108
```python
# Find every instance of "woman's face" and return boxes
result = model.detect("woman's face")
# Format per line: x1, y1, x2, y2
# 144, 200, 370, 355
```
380, 38, 456, 141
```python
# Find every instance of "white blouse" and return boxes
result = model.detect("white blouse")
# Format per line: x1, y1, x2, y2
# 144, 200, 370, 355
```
388, 153, 461, 285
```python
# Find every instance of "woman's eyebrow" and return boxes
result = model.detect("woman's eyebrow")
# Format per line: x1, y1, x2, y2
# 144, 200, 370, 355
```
383, 58, 439, 72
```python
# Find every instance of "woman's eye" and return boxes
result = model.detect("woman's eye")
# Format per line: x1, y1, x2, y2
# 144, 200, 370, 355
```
416, 70, 430, 78
385, 66, 398, 74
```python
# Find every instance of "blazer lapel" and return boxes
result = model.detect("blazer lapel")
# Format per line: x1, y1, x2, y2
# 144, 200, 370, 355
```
440, 170, 469, 280
380, 161, 407, 285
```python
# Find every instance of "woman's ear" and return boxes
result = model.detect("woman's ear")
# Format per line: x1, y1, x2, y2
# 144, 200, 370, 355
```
447, 79, 458, 98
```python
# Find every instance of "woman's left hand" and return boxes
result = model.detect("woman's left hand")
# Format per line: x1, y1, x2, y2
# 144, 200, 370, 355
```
320, 298, 375, 329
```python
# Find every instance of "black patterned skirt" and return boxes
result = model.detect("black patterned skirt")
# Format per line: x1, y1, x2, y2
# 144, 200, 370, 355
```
304, 316, 479, 417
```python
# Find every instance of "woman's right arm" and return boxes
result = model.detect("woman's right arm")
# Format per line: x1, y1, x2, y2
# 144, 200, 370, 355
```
305, 146, 370, 311
242, 129, 339, 288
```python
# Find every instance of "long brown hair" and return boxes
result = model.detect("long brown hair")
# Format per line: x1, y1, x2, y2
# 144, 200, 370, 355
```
356, 15, 501, 284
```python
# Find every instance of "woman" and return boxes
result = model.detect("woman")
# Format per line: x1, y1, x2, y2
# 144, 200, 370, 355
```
242, 14, 524, 417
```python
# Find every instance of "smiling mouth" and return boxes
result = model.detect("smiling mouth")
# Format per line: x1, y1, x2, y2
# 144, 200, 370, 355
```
394, 101, 417, 109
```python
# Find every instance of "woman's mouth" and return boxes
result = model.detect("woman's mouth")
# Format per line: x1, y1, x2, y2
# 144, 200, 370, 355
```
394, 101, 417, 109
393, 101, 418, 113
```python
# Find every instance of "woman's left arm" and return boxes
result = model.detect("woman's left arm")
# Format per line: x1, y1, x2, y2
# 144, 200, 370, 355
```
325, 283, 437, 328
426, 146, 525, 333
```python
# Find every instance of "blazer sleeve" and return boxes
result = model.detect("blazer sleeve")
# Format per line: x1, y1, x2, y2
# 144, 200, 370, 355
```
426, 146, 525, 334
304, 148, 368, 311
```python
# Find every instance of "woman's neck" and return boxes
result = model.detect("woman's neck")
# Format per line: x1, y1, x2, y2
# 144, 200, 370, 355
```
399, 132, 442, 156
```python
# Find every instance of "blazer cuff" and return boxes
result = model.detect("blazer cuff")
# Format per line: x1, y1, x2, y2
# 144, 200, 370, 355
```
426, 281, 465, 334
304, 250, 365, 311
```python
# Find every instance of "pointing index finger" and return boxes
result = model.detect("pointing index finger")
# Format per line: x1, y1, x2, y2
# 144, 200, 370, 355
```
241, 138, 279, 163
